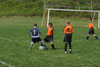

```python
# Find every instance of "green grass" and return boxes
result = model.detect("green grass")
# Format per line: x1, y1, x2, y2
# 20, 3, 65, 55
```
0, 16, 100, 67
49, 17, 98, 27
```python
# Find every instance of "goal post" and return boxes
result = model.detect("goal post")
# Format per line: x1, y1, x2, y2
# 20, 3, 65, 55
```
42, 8, 100, 29
47, 9, 50, 27
98, 12, 100, 28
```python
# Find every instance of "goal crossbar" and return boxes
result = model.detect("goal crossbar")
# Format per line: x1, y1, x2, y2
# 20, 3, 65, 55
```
48, 8, 100, 12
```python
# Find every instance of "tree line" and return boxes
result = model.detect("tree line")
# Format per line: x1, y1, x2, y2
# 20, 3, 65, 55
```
0, 0, 100, 18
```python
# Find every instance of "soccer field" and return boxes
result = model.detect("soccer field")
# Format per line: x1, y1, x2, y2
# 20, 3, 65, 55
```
0, 16, 100, 67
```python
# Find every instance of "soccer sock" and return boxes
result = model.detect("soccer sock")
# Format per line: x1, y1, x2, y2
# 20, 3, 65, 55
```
86, 36, 89, 40
69, 42, 72, 53
41, 43, 44, 46
95, 36, 98, 40
42, 42, 48, 49
51, 44, 55, 49
30, 44, 33, 50
65, 43, 67, 52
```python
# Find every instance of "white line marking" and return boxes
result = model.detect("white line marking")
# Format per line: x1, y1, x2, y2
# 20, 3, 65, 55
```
0, 61, 13, 67
0, 37, 30, 42
0, 38, 12, 42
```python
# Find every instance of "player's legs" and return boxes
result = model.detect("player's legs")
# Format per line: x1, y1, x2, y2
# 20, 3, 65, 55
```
86, 34, 90, 40
49, 36, 56, 49
69, 42, 72, 54
64, 42, 67, 54
30, 42, 34, 50
50, 41, 55, 49
41, 40, 48, 50
64, 35, 69, 54
92, 29, 98, 40
41, 40, 45, 46
64, 34, 72, 54
30, 37, 42, 50
42, 36, 49, 49
93, 34, 98, 40
86, 29, 93, 40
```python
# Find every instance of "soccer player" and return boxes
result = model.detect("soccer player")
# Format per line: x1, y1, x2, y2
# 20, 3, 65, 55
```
42, 23, 56, 49
86, 18, 98, 40
64, 20, 74, 54
29, 24, 47, 50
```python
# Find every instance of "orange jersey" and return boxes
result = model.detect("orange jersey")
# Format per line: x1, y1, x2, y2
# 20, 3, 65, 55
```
64, 25, 74, 34
47, 27, 54, 36
88, 23, 94, 29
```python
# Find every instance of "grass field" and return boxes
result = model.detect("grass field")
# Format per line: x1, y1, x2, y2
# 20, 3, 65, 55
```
0, 16, 100, 67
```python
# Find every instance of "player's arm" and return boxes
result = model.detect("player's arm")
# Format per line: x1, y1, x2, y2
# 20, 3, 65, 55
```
71, 27, 74, 34
92, 24, 97, 30
37, 29, 42, 35
29, 30, 32, 37
94, 26, 97, 30
63, 26, 66, 34
64, 27, 66, 34
52, 27, 54, 31
50, 27, 54, 31
84, 24, 89, 28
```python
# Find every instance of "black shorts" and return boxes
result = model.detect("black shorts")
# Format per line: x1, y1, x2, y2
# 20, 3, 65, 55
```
32, 37, 41, 43
88, 29, 94, 34
44, 35, 53, 43
64, 34, 72, 43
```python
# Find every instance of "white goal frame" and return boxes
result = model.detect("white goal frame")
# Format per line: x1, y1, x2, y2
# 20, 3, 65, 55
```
42, 8, 100, 28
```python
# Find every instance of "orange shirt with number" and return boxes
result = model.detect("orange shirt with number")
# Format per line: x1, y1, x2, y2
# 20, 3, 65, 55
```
64, 25, 74, 34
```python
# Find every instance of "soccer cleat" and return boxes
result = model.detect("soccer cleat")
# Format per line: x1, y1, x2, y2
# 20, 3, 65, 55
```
44, 48, 48, 50
86, 38, 88, 40
65, 51, 67, 54
30, 47, 32, 50
53, 48, 56, 50
46, 48, 48, 50
70, 51, 72, 54
96, 38, 99, 40
69, 49, 72, 54
30, 45, 33, 50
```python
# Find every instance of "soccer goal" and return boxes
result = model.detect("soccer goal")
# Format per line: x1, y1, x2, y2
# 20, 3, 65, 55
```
42, 8, 100, 29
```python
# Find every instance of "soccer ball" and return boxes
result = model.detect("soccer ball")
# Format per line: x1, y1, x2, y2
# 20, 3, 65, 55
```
39, 46, 44, 50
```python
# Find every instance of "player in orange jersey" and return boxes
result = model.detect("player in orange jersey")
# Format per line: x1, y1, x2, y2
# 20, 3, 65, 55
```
42, 23, 56, 50
86, 18, 98, 40
64, 20, 74, 54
